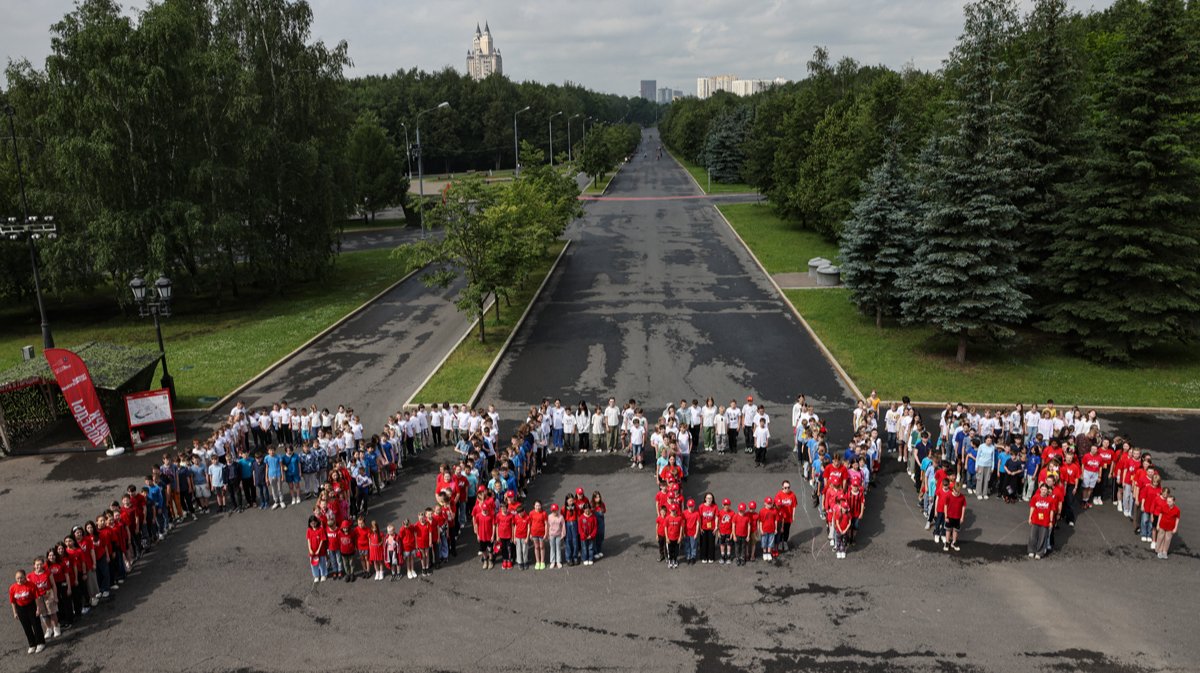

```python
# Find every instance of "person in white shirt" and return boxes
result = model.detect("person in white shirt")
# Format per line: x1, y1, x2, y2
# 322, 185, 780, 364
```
429, 403, 443, 446
753, 418, 771, 467
741, 397, 757, 454
551, 400, 566, 451
701, 398, 717, 452
604, 398, 620, 452
590, 407, 604, 451
791, 395, 805, 435
715, 406, 729, 453
725, 401, 741, 453
885, 403, 899, 456
563, 407, 577, 451
676, 424, 692, 478
629, 419, 646, 470
687, 400, 702, 452
575, 403, 591, 452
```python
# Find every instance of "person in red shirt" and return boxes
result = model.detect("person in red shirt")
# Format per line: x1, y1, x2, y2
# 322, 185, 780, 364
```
400, 519, 418, 578
774, 481, 798, 552
306, 516, 328, 583
10, 570, 45, 653
833, 499, 852, 559
512, 505, 531, 570
368, 521, 385, 580
758, 498, 779, 561
733, 503, 752, 566
1080, 445, 1104, 509
529, 501, 549, 570
1156, 494, 1181, 559
746, 501, 760, 563
659, 455, 683, 487
663, 505, 684, 568
932, 479, 952, 546
1028, 483, 1056, 558
45, 548, 72, 629
655, 506, 669, 563
26, 557, 59, 641
416, 511, 435, 575
495, 505, 515, 570
473, 495, 496, 570
654, 483, 671, 517
699, 493, 719, 564
352, 516, 371, 580
338, 520, 356, 582
942, 484, 967, 552
717, 499, 735, 564
579, 502, 599, 565
683, 499, 701, 565
847, 483, 866, 546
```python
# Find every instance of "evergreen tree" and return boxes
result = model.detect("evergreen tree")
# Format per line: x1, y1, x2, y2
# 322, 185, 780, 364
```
702, 105, 752, 183
901, 0, 1030, 363
1040, 0, 1200, 361
347, 110, 407, 223
839, 124, 921, 328
1012, 0, 1084, 310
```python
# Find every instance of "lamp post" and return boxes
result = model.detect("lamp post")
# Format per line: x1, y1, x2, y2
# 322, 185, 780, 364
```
4, 105, 55, 350
548, 111, 562, 167
567, 113, 581, 163
398, 121, 411, 181
416, 101, 450, 238
129, 274, 175, 405
513, 105, 530, 177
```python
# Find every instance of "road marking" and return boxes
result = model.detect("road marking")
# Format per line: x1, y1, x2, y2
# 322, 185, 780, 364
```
577, 194, 756, 202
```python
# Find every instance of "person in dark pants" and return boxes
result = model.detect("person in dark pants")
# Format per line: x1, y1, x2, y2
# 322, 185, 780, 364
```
9, 570, 46, 654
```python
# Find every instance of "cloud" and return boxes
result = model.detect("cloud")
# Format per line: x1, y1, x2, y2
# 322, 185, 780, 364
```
3, 0, 1116, 95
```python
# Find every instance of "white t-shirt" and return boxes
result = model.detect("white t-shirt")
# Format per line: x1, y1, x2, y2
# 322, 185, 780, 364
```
702, 405, 716, 428
630, 425, 646, 445
754, 426, 770, 448
725, 406, 741, 430
741, 404, 756, 426
604, 406, 620, 427
792, 403, 804, 428
564, 413, 576, 433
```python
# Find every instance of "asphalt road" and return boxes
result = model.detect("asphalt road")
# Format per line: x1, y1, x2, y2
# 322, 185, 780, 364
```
0, 129, 1196, 673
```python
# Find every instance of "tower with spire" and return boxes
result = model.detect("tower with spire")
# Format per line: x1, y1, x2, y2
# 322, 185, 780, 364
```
466, 21, 503, 80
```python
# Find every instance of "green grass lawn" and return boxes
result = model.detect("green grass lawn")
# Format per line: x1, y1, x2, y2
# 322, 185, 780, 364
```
584, 172, 616, 194
413, 240, 567, 403
339, 216, 409, 233
0, 249, 410, 408
718, 203, 839, 273
786, 289, 1200, 408
667, 148, 755, 194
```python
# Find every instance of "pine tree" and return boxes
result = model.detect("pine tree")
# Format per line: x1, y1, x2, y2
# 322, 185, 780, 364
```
702, 105, 752, 183
900, 0, 1030, 363
1012, 0, 1084, 310
840, 123, 921, 328
1039, 0, 1200, 361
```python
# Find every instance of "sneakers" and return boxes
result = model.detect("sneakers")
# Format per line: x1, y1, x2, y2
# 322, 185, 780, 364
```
280, 502, 286, 509
934, 535, 941, 544
951, 544, 960, 551
53, 627, 61, 638
943, 544, 949, 552
924, 522, 931, 530
1028, 552, 1035, 558
28, 647, 35, 655
271, 503, 279, 510
595, 553, 604, 559
313, 577, 320, 584
35, 645, 44, 653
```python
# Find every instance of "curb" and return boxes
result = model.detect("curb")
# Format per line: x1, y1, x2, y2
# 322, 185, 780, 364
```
400, 292, 497, 409
203, 265, 423, 415
468, 239, 572, 408
713, 205, 866, 403
900, 401, 1200, 416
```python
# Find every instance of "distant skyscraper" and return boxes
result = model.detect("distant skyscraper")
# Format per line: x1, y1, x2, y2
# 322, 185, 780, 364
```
466, 22, 503, 80
640, 80, 657, 101
697, 75, 786, 99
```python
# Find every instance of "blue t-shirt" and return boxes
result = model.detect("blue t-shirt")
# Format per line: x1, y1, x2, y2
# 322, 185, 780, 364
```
238, 457, 254, 480
147, 484, 164, 508
976, 442, 996, 469
1025, 454, 1042, 476
265, 454, 284, 478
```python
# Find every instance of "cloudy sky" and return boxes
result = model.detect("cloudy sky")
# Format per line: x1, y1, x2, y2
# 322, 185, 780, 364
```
3, 0, 1115, 95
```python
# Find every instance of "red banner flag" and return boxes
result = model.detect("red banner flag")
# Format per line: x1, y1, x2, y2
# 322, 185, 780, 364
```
45, 348, 112, 448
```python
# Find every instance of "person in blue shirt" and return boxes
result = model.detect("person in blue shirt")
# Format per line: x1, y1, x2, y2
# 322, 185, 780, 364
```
1023, 448, 1042, 501
237, 450, 255, 509
283, 445, 302, 506
144, 476, 166, 539
299, 445, 318, 498
975, 436, 996, 500
965, 442, 978, 493
264, 446, 285, 510
252, 453, 268, 510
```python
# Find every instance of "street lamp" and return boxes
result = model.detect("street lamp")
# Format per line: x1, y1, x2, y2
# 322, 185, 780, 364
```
128, 274, 176, 405
513, 105, 530, 177
398, 121, 411, 181
4, 104, 55, 350
567, 113, 582, 163
416, 101, 450, 238
548, 111, 562, 167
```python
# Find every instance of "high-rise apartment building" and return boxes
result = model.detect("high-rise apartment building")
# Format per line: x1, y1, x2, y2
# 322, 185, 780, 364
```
466, 22, 503, 80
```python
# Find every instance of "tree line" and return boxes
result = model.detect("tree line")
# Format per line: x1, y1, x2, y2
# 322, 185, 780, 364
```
660, 0, 1200, 363
0, 0, 656, 308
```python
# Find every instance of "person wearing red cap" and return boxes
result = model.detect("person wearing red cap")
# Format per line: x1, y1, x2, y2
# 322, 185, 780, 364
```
759, 498, 779, 561
683, 499, 700, 564
495, 504, 515, 569
746, 501, 760, 563
698, 493, 718, 563
664, 505, 685, 568
774, 481, 797, 552
563, 495, 580, 566
733, 503, 751, 566
655, 506, 669, 562
579, 502, 599, 565
337, 520, 356, 582
529, 500, 548, 570
717, 499, 734, 564
473, 496, 496, 570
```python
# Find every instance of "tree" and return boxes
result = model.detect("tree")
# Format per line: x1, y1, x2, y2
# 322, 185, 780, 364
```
900, 0, 1030, 363
840, 126, 921, 327
347, 110, 407, 223
1040, 0, 1200, 361
702, 105, 752, 183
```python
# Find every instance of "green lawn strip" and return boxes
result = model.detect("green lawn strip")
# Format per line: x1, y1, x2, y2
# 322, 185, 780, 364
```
413, 240, 567, 403
584, 173, 615, 194
340, 217, 409, 233
0, 248, 409, 408
665, 148, 755, 194
784, 288, 1200, 409
718, 203, 840, 273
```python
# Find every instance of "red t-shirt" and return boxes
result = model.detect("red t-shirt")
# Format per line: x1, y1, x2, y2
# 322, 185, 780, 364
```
825, 465, 847, 489
1139, 484, 1161, 508
8, 581, 35, 607
848, 491, 865, 519
47, 562, 67, 585
758, 508, 778, 534
1158, 505, 1181, 532
401, 525, 417, 552
306, 527, 327, 556
512, 513, 530, 538
660, 465, 682, 483
495, 511, 514, 539
1081, 453, 1103, 473
474, 511, 495, 541
774, 491, 797, 522
67, 547, 88, 574
528, 510, 548, 537
655, 491, 670, 512
699, 504, 718, 531
338, 531, 355, 555
579, 513, 598, 540
1060, 462, 1081, 485
665, 514, 684, 540
935, 486, 951, 514
416, 521, 434, 547
325, 525, 339, 551
944, 493, 967, 520
26, 571, 51, 597
717, 510, 734, 536
563, 505, 578, 523
355, 525, 371, 551
1030, 495, 1055, 527
683, 510, 701, 537
655, 515, 666, 537
834, 505, 851, 532
733, 513, 751, 538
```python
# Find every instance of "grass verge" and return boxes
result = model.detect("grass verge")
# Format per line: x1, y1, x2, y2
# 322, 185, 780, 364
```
584, 173, 616, 194
413, 240, 567, 403
718, 203, 839, 273
718, 201, 1200, 408
667, 148, 755, 194
0, 249, 410, 408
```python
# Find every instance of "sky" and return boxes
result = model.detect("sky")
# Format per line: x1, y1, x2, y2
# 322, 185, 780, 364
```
2, 0, 1117, 96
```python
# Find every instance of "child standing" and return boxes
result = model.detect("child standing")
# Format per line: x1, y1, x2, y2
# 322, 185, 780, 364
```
943, 484, 966, 552
664, 505, 683, 569
1156, 495, 1180, 559
368, 522, 385, 581
579, 502, 599, 565
400, 519, 417, 579
591, 491, 607, 559
513, 505, 530, 570
529, 501, 548, 570
306, 516, 328, 583
547, 504, 565, 569
337, 521, 356, 582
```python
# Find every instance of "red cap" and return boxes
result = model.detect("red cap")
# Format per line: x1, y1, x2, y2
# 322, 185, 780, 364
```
764, 496, 774, 505
737, 503, 747, 512
550, 504, 559, 512
669, 504, 680, 514
746, 395, 754, 402
722, 498, 731, 506
340, 520, 351, 529
686, 498, 696, 508
575, 487, 585, 495
505, 490, 515, 498
748, 501, 757, 510
477, 485, 487, 493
